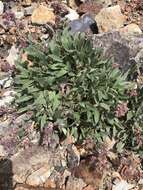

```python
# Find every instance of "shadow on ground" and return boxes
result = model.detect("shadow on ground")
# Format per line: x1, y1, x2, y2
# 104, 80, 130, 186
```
0, 158, 13, 190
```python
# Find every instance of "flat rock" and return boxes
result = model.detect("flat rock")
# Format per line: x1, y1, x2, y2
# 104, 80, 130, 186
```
92, 31, 143, 72
66, 176, 86, 190
9, 142, 81, 189
31, 5, 56, 25
6, 45, 19, 66
119, 23, 142, 35
95, 5, 125, 33
12, 146, 53, 184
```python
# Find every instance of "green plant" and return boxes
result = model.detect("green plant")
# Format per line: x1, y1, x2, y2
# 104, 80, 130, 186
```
14, 29, 138, 150
121, 62, 143, 154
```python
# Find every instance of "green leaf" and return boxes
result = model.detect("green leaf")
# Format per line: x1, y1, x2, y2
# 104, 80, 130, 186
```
100, 103, 110, 111
35, 92, 47, 107
93, 108, 100, 124
62, 128, 67, 136
48, 54, 63, 62
16, 95, 33, 103
57, 69, 68, 78
40, 114, 47, 129
116, 142, 124, 153
17, 106, 29, 114
127, 111, 133, 120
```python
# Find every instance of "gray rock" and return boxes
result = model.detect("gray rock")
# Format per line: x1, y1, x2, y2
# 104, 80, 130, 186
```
24, 5, 34, 16
0, 90, 16, 108
92, 31, 143, 72
66, 176, 86, 190
135, 49, 143, 66
69, 14, 98, 34
0, 119, 11, 136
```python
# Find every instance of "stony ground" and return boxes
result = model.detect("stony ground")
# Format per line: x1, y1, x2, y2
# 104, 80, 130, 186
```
0, 0, 143, 190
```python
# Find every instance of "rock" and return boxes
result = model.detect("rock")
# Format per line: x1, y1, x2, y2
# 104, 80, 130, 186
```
12, 146, 53, 184
44, 178, 57, 189
112, 180, 135, 190
0, 145, 7, 157
65, 8, 79, 21
44, 169, 71, 189
22, 0, 31, 7
67, 0, 79, 9
102, 0, 112, 7
0, 90, 16, 108
0, 77, 9, 87
0, 27, 5, 34
69, 14, 98, 34
26, 166, 54, 186
67, 144, 80, 169
10, 139, 82, 188
31, 5, 56, 25
24, 5, 34, 16
3, 77, 13, 88
92, 31, 143, 72
78, 2, 103, 15
95, 5, 125, 33
0, 119, 11, 136
135, 49, 143, 65
14, 11, 24, 19
83, 185, 95, 190
120, 23, 142, 35
66, 176, 86, 190
11, 144, 72, 186
40, 34, 49, 40
15, 187, 29, 190
6, 45, 19, 66
0, 1, 4, 15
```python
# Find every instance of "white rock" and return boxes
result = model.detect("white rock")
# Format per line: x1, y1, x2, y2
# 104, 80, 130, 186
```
6, 45, 19, 66
2, 77, 13, 88
0, 1, 4, 15
0, 90, 16, 107
0, 96, 14, 107
112, 180, 135, 190
65, 8, 79, 21
14, 11, 24, 19
0, 145, 7, 157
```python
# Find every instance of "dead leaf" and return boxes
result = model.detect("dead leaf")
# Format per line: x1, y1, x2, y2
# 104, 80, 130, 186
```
104, 136, 116, 150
